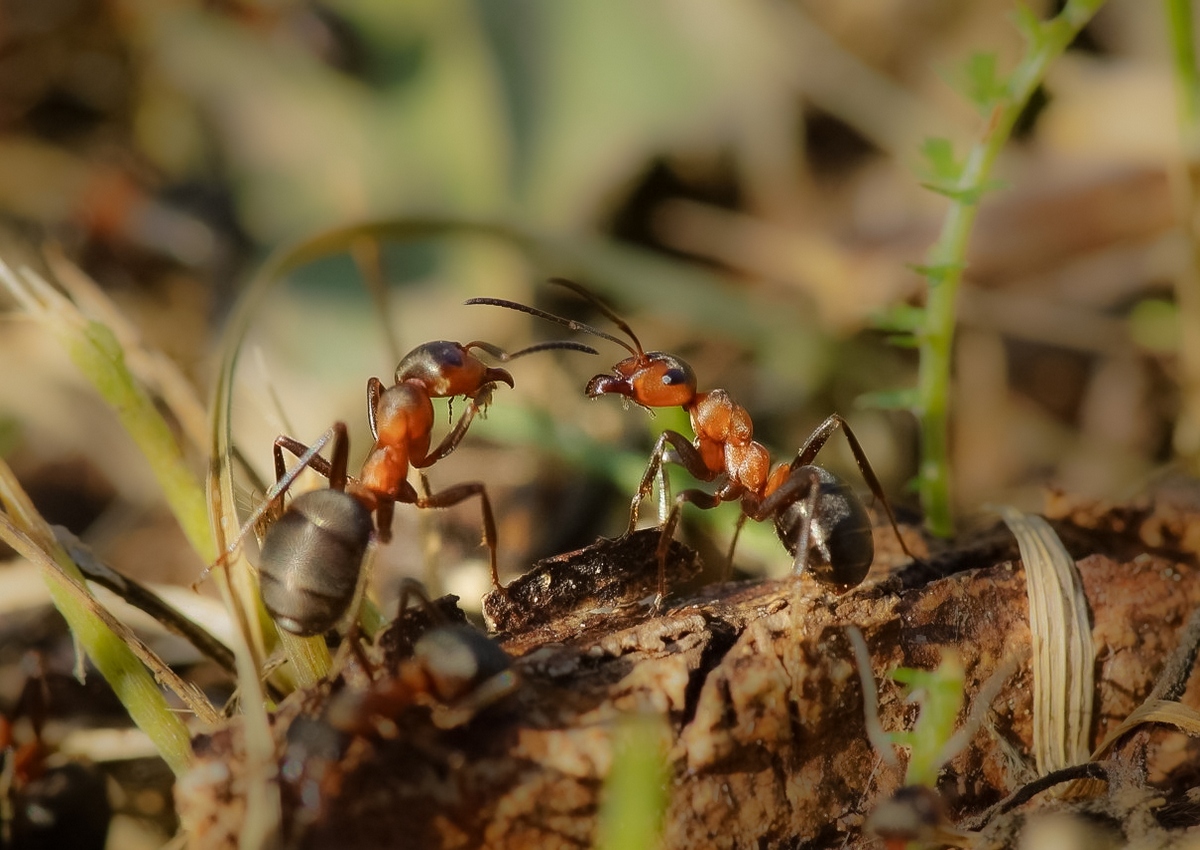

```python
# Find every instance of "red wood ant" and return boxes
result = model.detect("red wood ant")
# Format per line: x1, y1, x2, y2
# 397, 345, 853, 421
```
469, 281, 916, 610
280, 582, 515, 839
323, 580, 517, 735
214, 337, 596, 636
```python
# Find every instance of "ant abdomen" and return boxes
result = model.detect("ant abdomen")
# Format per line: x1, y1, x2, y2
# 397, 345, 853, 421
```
259, 488, 374, 636
773, 466, 875, 589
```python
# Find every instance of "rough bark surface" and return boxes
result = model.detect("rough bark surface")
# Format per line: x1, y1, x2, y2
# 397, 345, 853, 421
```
176, 499, 1200, 849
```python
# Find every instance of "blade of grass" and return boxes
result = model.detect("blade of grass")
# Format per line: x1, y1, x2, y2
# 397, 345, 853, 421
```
0, 462, 200, 775
997, 506, 1093, 774
44, 246, 210, 454
1164, 0, 1200, 470
0, 261, 215, 563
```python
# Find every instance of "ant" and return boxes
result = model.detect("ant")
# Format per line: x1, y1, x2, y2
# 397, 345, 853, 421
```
280, 582, 515, 839
1, 654, 112, 850
211, 337, 596, 637
323, 580, 517, 735
469, 280, 917, 610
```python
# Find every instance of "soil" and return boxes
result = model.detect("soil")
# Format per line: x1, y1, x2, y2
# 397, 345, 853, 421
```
174, 491, 1200, 850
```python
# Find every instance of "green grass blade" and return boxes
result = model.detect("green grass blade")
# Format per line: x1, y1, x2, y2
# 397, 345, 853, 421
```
596, 713, 671, 850
0, 462, 197, 776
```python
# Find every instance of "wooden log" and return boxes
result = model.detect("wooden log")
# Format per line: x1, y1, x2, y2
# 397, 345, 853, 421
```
175, 507, 1200, 849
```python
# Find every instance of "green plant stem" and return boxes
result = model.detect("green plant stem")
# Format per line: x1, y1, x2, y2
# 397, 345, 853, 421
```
916, 1, 1105, 537
1165, 0, 1200, 469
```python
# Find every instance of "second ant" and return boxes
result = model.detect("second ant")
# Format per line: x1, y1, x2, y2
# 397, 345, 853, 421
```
470, 280, 918, 611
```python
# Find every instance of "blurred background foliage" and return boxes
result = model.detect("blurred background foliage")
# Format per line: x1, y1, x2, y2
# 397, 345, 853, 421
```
0, 3, 1195, 840
1, 0, 1193, 597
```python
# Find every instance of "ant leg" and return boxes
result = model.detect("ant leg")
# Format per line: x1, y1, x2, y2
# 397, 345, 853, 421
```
396, 577, 441, 622
792, 414, 916, 562
749, 467, 824, 576
273, 436, 334, 483
416, 482, 504, 597
374, 500, 395, 544
196, 424, 342, 588
653, 488, 723, 613
367, 377, 384, 441
415, 387, 492, 469
723, 513, 749, 581
628, 430, 714, 534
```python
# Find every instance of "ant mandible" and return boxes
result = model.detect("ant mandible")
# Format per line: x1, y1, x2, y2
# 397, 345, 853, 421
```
213, 337, 596, 636
469, 280, 917, 611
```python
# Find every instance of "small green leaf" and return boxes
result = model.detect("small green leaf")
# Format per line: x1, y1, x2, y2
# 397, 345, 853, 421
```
857, 388, 920, 411
871, 304, 926, 333
919, 137, 962, 183
885, 333, 920, 349
890, 654, 966, 787
920, 178, 1006, 204
908, 261, 965, 285
1012, 3, 1050, 48
962, 52, 1008, 112
1129, 298, 1179, 353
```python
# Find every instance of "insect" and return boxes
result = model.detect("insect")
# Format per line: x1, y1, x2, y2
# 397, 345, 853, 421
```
280, 583, 515, 840
469, 281, 916, 610
1, 656, 112, 850
214, 337, 596, 636
323, 580, 517, 735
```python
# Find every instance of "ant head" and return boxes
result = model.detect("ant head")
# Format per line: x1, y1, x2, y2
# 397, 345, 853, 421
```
395, 341, 514, 399
465, 279, 697, 409
586, 351, 697, 408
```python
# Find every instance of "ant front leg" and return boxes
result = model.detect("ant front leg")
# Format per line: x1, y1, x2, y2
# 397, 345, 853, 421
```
793, 414, 916, 563
653, 488, 724, 613
628, 430, 717, 534
416, 481, 504, 597
270, 433, 341, 531
414, 385, 494, 469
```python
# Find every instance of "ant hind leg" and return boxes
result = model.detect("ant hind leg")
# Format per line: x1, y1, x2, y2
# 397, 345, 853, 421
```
792, 413, 917, 564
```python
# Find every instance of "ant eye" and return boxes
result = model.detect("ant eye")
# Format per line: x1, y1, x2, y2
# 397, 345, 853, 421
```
662, 368, 687, 386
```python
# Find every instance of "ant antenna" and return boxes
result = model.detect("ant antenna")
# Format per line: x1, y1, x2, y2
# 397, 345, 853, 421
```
463, 340, 599, 361
545, 278, 645, 356
466, 280, 643, 358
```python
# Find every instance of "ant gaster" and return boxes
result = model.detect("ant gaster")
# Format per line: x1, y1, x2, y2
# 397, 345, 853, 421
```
213, 337, 596, 637
469, 281, 916, 610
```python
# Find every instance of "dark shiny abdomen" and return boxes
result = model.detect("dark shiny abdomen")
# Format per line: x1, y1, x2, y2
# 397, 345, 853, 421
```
259, 489, 373, 636
773, 465, 874, 588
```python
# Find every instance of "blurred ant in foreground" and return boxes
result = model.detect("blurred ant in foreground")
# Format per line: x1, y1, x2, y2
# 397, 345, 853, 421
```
470, 281, 916, 610
208, 337, 596, 636
324, 580, 517, 734
1, 655, 112, 850
280, 581, 515, 839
